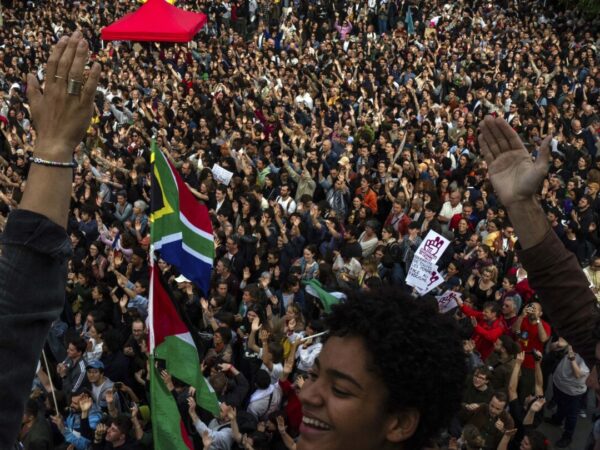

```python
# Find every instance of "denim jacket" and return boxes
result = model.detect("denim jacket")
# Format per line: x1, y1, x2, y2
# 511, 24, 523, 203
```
0, 210, 71, 448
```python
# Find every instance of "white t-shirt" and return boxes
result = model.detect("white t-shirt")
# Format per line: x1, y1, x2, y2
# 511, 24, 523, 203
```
439, 201, 462, 221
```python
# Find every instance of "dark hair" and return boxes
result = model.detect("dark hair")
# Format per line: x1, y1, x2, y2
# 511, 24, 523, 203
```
325, 288, 466, 449
91, 321, 106, 336
210, 371, 228, 394
24, 399, 40, 418
67, 337, 87, 354
255, 369, 271, 390
524, 429, 551, 450
216, 327, 232, 345
498, 335, 520, 356
268, 341, 284, 364
102, 329, 122, 354
111, 415, 132, 436
493, 391, 508, 404
483, 301, 501, 317
425, 202, 440, 214
474, 366, 492, 380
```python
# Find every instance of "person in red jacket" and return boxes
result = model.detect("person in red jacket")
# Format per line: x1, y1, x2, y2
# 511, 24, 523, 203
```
355, 177, 378, 215
457, 299, 507, 360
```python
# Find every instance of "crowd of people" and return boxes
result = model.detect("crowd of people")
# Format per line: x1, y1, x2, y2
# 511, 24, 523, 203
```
1, 0, 600, 448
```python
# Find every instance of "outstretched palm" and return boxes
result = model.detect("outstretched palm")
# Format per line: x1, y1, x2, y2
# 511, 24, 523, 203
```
478, 116, 550, 206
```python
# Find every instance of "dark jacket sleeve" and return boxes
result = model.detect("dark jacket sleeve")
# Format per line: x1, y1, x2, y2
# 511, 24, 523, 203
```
223, 372, 250, 408
518, 230, 599, 366
0, 210, 71, 449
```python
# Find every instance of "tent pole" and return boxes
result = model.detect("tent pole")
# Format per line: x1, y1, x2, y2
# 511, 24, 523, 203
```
101, 40, 105, 50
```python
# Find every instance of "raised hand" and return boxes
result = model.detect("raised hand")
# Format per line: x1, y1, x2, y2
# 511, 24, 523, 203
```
94, 423, 107, 441
226, 405, 237, 421
276, 416, 286, 433
516, 351, 525, 364
79, 394, 93, 413
529, 397, 546, 412
259, 329, 270, 342
478, 116, 551, 206
251, 316, 262, 332
28, 31, 101, 157
219, 363, 232, 373
201, 430, 213, 448
494, 418, 505, 433
187, 396, 197, 417
160, 369, 174, 391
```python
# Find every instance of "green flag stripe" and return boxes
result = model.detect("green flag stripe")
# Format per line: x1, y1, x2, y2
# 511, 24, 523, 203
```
153, 212, 214, 255
155, 335, 220, 417
150, 355, 191, 450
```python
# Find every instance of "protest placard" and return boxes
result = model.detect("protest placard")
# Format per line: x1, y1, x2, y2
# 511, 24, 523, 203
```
435, 290, 462, 314
415, 230, 450, 264
406, 256, 444, 295
212, 164, 233, 186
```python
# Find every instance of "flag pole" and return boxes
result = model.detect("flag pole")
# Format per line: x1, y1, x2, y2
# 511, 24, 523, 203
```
300, 330, 329, 342
41, 350, 60, 414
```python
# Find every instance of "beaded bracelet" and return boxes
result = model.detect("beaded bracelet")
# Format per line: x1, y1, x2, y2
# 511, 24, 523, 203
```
29, 156, 77, 168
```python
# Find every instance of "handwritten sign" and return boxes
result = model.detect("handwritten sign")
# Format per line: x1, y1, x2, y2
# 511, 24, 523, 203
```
415, 230, 450, 264
212, 164, 233, 186
435, 291, 462, 314
406, 256, 444, 295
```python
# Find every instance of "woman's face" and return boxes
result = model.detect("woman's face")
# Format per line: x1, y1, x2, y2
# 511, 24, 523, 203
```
477, 247, 489, 260
304, 249, 314, 262
89, 326, 99, 341
458, 219, 468, 232
352, 197, 361, 209
297, 336, 405, 450
286, 306, 297, 320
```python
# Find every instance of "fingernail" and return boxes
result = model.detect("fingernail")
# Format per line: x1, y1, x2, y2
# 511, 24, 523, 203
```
60, 36, 68, 43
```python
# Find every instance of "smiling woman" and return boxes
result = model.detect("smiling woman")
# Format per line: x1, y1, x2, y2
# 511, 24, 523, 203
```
297, 288, 467, 450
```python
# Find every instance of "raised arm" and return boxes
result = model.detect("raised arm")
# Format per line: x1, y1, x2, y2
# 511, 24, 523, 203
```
508, 352, 524, 402
479, 116, 599, 365
0, 31, 100, 449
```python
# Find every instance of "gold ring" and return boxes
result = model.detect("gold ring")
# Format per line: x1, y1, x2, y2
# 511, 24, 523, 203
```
67, 78, 83, 96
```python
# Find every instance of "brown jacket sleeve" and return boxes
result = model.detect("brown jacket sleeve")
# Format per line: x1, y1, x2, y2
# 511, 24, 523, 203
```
518, 230, 599, 366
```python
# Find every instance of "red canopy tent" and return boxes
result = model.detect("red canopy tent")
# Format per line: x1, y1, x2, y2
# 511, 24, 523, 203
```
101, 0, 207, 43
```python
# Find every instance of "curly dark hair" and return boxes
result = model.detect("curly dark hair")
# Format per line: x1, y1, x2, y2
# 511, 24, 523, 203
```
325, 288, 467, 449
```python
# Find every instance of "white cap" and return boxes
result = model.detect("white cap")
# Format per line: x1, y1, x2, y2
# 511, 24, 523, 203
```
175, 274, 191, 283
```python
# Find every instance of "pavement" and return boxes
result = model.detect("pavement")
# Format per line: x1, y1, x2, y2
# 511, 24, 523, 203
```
537, 389, 594, 450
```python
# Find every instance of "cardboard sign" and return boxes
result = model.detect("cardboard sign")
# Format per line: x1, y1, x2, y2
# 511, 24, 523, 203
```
415, 230, 450, 264
406, 256, 444, 295
436, 291, 462, 314
212, 164, 233, 186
